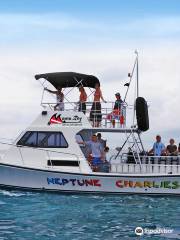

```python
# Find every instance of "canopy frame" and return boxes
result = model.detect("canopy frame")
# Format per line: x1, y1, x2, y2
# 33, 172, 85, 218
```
35, 72, 100, 90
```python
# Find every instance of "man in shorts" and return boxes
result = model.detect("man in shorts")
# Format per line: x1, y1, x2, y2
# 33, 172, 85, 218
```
78, 135, 104, 170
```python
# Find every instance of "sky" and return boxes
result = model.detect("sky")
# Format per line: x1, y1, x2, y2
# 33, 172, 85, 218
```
0, 0, 180, 149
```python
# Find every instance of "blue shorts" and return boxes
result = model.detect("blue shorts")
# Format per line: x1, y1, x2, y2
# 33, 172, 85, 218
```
92, 157, 102, 166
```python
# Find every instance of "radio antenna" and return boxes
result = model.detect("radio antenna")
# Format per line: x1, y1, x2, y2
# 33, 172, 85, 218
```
124, 51, 139, 102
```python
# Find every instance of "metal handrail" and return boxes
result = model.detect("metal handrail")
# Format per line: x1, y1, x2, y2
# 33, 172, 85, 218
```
110, 153, 180, 163
110, 162, 180, 174
143, 155, 180, 158
41, 101, 128, 128
111, 154, 180, 164
41, 101, 131, 106
110, 153, 180, 174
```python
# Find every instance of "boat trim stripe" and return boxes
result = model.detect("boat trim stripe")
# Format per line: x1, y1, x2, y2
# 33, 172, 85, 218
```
0, 162, 180, 178
0, 183, 180, 195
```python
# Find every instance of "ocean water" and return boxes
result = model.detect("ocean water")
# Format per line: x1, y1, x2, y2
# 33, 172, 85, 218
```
0, 190, 179, 240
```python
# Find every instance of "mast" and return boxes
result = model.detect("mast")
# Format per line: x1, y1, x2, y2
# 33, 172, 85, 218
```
135, 50, 139, 98
124, 50, 139, 102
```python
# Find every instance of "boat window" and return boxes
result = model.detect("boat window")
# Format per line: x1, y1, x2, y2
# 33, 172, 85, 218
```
17, 132, 37, 147
56, 133, 68, 147
38, 132, 68, 148
26, 132, 38, 147
46, 134, 56, 147
17, 131, 68, 148
47, 160, 79, 166
17, 131, 32, 145
37, 132, 47, 146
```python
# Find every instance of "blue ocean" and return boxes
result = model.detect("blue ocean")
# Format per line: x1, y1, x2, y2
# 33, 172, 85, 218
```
0, 190, 179, 240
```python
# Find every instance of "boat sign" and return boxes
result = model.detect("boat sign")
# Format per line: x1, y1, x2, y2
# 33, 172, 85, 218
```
49, 113, 82, 125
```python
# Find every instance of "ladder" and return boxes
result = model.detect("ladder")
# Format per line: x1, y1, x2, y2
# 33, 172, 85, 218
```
126, 130, 145, 168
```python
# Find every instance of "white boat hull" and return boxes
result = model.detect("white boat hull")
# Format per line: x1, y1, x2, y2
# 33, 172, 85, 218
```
0, 163, 180, 195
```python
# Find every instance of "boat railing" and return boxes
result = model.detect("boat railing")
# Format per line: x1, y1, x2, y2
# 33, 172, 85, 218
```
110, 154, 180, 174
111, 154, 180, 163
41, 101, 132, 128
0, 141, 81, 168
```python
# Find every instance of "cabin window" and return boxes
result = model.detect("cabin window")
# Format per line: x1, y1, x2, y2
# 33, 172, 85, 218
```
17, 131, 68, 148
17, 132, 37, 147
46, 134, 56, 147
37, 132, 47, 146
47, 160, 79, 166
26, 132, 37, 147
17, 131, 31, 146
38, 132, 68, 148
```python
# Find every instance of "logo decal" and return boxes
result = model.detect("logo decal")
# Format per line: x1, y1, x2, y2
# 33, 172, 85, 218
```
49, 114, 82, 125
49, 114, 62, 124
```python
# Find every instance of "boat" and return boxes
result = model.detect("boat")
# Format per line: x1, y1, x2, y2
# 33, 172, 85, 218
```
0, 52, 180, 195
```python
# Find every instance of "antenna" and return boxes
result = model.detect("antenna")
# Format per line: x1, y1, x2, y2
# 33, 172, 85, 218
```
135, 50, 139, 98
123, 51, 139, 102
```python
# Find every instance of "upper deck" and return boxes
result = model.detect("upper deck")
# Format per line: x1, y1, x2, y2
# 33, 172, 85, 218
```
35, 68, 147, 131
40, 101, 131, 129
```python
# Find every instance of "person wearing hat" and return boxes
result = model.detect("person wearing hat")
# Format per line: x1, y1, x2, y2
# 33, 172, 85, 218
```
110, 92, 124, 127
114, 93, 123, 111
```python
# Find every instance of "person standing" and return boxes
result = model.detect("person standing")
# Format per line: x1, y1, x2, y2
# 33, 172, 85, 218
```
97, 133, 106, 148
166, 139, 178, 156
77, 135, 104, 170
149, 135, 166, 156
90, 83, 106, 127
112, 93, 124, 127
113, 92, 123, 111
101, 146, 110, 172
45, 86, 64, 111
78, 86, 87, 114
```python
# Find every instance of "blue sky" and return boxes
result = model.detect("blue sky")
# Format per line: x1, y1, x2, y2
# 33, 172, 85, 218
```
1, 0, 180, 16
0, 0, 180, 148
1, 0, 180, 47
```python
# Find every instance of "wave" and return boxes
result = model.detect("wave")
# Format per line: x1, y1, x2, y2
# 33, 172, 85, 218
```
0, 190, 37, 197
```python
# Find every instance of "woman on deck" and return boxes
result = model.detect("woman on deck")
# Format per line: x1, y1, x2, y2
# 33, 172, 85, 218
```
90, 83, 106, 127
